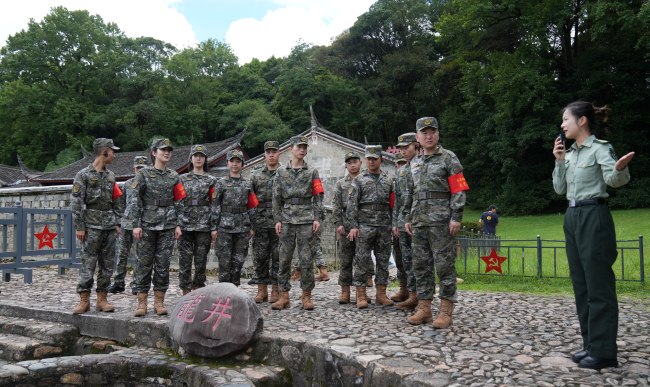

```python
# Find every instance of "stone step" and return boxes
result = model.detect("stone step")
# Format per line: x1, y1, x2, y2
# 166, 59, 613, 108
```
0, 316, 79, 362
0, 332, 66, 362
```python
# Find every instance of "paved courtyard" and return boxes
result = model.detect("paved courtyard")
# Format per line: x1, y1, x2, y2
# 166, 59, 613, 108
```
0, 267, 648, 386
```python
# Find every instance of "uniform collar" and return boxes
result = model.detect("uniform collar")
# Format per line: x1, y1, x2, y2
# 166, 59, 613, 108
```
573, 134, 595, 150
286, 160, 308, 170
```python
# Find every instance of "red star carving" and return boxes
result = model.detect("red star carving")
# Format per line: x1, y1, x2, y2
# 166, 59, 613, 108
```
35, 225, 57, 249
480, 248, 507, 274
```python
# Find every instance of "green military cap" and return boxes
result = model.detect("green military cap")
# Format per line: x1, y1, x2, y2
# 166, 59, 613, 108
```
93, 138, 119, 151
290, 135, 309, 146
264, 140, 280, 150
190, 144, 207, 157
151, 138, 173, 150
364, 145, 382, 159
396, 132, 417, 147
133, 156, 148, 168
395, 153, 407, 164
416, 117, 439, 132
227, 149, 244, 162
344, 151, 361, 162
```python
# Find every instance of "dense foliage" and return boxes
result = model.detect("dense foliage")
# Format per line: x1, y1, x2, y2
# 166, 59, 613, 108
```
1, 2, 648, 214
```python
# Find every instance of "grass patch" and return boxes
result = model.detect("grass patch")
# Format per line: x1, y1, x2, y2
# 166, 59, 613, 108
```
455, 208, 648, 296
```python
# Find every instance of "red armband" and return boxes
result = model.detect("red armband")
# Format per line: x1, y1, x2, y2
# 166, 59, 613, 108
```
448, 173, 469, 194
112, 182, 123, 201
208, 186, 216, 204
389, 192, 395, 209
247, 192, 259, 209
173, 182, 187, 201
312, 178, 324, 195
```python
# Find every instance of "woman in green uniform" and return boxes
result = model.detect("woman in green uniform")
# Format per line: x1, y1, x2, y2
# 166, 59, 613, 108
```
552, 101, 634, 370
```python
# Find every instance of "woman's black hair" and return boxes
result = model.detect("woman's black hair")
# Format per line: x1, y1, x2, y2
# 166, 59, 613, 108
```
563, 101, 611, 138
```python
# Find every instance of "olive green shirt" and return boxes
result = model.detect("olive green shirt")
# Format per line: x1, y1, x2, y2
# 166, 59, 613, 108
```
553, 135, 630, 200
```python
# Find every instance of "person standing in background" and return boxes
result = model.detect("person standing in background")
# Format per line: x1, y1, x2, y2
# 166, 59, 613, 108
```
109, 155, 147, 295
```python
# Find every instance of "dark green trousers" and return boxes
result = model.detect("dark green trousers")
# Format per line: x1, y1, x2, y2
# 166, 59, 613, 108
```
564, 204, 618, 359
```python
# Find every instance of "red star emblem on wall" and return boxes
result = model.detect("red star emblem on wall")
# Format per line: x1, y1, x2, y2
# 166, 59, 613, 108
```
34, 225, 57, 249
480, 248, 507, 274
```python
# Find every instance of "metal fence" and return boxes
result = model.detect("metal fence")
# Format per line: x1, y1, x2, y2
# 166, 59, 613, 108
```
456, 229, 645, 282
0, 203, 78, 284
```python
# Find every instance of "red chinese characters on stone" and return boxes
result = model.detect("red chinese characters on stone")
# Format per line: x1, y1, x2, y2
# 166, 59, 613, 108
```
176, 293, 206, 322
201, 297, 233, 333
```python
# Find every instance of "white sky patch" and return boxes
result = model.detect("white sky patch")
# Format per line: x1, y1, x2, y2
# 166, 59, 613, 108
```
226, 0, 376, 64
0, 0, 196, 50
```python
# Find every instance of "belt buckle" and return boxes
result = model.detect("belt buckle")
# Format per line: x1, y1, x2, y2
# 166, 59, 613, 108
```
569, 199, 577, 207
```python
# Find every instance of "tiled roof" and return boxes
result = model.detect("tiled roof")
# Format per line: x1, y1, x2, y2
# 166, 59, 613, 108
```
32, 133, 245, 185
0, 165, 27, 187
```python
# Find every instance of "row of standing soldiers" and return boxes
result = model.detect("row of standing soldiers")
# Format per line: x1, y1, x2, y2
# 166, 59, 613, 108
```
70, 116, 469, 328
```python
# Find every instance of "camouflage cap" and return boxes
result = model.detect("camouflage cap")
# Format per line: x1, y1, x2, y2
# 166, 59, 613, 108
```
396, 132, 417, 147
133, 156, 148, 168
416, 117, 439, 132
190, 144, 207, 157
364, 145, 382, 159
151, 138, 173, 150
264, 140, 280, 150
227, 149, 244, 162
93, 138, 119, 151
344, 151, 361, 162
395, 153, 407, 164
290, 135, 309, 146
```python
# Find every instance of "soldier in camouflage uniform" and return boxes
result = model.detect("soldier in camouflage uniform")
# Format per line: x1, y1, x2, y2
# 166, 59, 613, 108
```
332, 151, 362, 304
250, 141, 281, 303
393, 133, 420, 310
347, 145, 396, 309
271, 135, 324, 311
177, 144, 218, 295
126, 138, 186, 317
71, 138, 122, 314
214, 149, 258, 286
390, 152, 408, 303
108, 156, 148, 295
403, 117, 468, 329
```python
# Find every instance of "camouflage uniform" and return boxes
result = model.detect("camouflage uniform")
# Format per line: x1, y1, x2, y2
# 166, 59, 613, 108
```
250, 160, 280, 285
394, 143, 416, 293
177, 146, 218, 291
273, 141, 324, 293
112, 156, 148, 292
347, 146, 395, 288
215, 150, 256, 286
403, 142, 466, 303
332, 158, 359, 286
126, 139, 185, 293
71, 139, 122, 294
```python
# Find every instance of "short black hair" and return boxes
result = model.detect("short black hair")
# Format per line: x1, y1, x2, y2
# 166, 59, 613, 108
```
488, 205, 497, 211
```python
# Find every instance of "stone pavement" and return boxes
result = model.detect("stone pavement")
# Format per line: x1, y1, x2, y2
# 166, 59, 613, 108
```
0, 267, 649, 386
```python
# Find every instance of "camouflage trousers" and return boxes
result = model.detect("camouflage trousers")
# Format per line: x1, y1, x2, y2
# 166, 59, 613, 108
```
112, 230, 138, 288
337, 231, 356, 286
216, 232, 250, 286
278, 223, 315, 292
412, 225, 457, 302
293, 230, 325, 270
77, 228, 116, 293
178, 231, 211, 291
353, 225, 391, 287
251, 227, 279, 285
133, 228, 175, 293
397, 231, 416, 291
